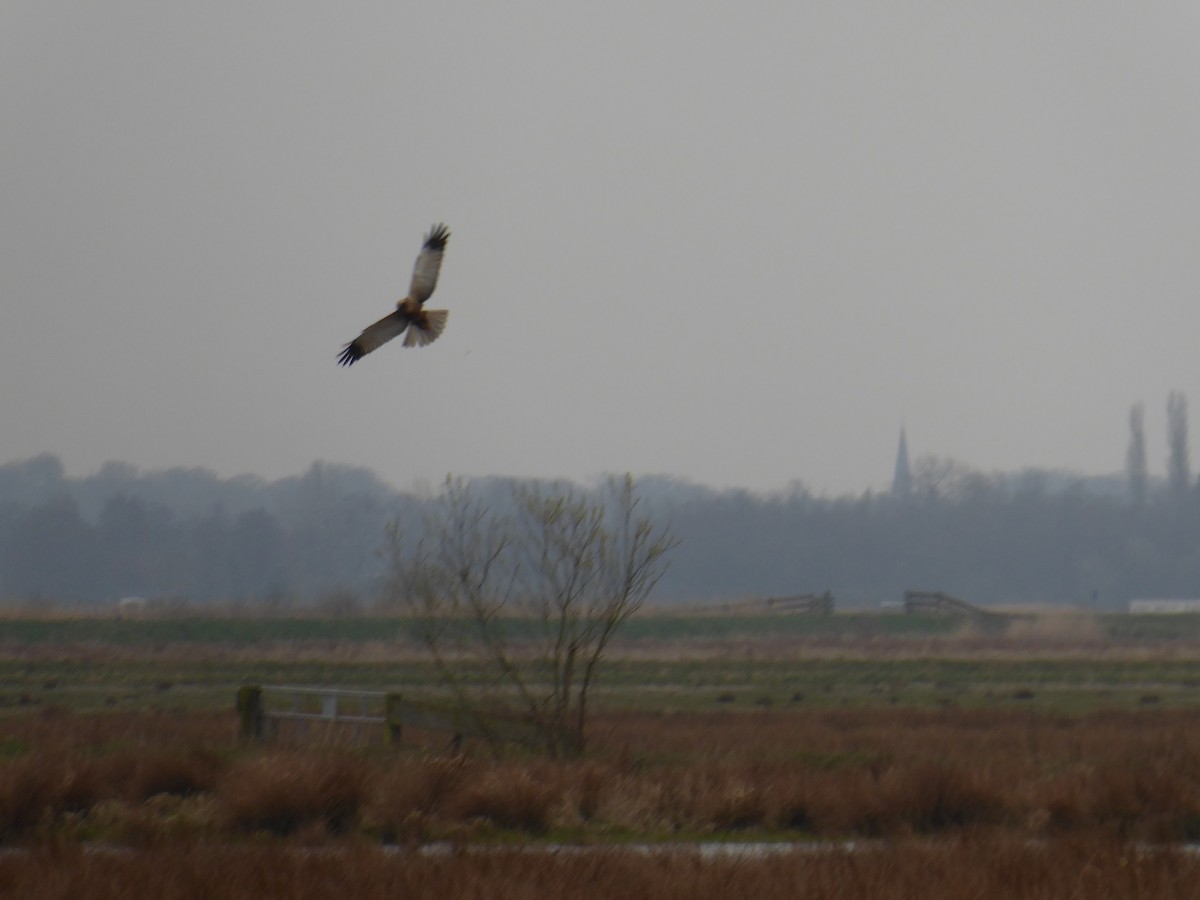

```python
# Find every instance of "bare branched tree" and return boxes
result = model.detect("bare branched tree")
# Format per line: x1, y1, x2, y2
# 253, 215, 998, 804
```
384, 474, 676, 756
911, 455, 991, 502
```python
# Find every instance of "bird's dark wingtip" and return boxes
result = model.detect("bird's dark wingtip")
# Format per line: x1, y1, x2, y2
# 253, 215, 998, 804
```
424, 223, 450, 250
337, 343, 362, 367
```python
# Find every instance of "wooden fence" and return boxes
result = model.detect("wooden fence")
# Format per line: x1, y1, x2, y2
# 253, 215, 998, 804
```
765, 591, 835, 615
902, 590, 1009, 631
679, 591, 836, 616
903, 589, 992, 617
236, 684, 544, 749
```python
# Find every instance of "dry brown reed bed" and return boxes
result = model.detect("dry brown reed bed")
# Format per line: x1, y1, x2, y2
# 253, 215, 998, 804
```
1, 839, 1199, 899
1, 707, 1200, 846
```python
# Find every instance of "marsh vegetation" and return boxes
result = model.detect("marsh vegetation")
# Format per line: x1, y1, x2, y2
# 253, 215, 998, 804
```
0, 610, 1198, 895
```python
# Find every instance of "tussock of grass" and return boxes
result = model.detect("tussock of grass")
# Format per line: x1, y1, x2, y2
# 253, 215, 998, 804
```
220, 753, 366, 836
127, 750, 221, 801
448, 766, 560, 833
368, 755, 468, 841
877, 761, 1005, 833
0, 760, 60, 839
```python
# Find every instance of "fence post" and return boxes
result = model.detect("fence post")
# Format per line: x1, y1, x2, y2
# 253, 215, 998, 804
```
237, 684, 263, 740
384, 692, 403, 745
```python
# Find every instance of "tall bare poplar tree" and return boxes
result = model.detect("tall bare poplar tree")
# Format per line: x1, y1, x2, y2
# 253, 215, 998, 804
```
1126, 402, 1147, 507
1167, 390, 1190, 497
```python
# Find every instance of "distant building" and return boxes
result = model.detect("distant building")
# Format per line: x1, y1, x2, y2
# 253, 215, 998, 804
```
116, 596, 147, 617
892, 427, 912, 498
1129, 599, 1200, 614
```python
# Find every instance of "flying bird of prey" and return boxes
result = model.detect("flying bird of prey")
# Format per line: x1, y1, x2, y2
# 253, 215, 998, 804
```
337, 223, 451, 366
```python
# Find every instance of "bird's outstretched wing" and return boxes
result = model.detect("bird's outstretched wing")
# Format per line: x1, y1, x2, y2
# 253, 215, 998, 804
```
408, 223, 450, 303
337, 309, 411, 366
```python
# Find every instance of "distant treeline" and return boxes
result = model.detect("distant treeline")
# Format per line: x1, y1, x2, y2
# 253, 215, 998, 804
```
0, 453, 1197, 610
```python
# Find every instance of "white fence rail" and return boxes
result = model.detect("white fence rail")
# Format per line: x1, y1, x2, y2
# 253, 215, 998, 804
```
237, 684, 543, 749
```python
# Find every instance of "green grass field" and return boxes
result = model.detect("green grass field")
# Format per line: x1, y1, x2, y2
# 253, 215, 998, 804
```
0, 610, 1198, 715
5, 609, 1200, 646
1, 657, 1196, 716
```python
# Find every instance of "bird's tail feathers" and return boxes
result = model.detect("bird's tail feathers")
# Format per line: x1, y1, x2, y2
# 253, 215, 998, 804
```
404, 309, 449, 348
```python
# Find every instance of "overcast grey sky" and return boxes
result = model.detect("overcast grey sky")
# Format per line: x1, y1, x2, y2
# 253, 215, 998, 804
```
3, 3, 1199, 495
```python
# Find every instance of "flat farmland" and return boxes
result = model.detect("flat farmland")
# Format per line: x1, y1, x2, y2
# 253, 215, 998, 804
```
0, 609, 1199, 898
3, 656, 1200, 716
1, 610, 1199, 714
8, 607, 1199, 645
